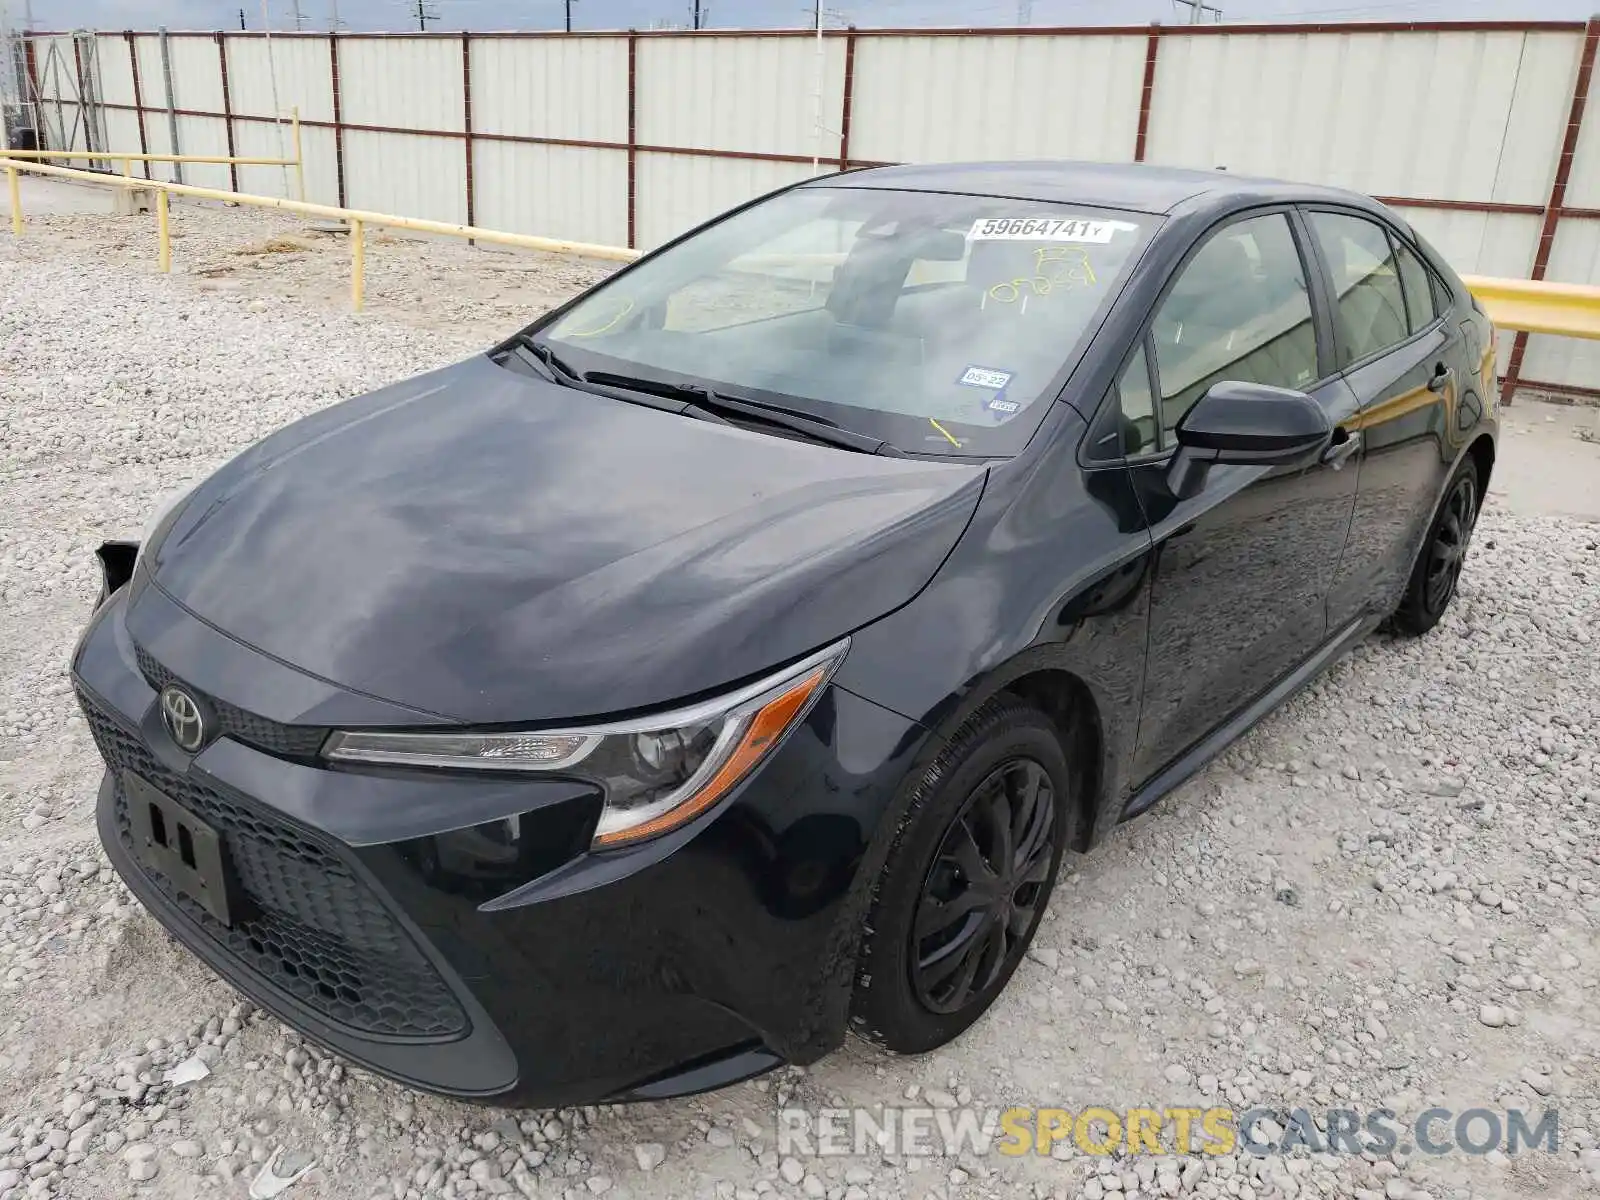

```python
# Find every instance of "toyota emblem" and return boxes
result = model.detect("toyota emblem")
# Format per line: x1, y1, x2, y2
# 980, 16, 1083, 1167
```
160, 686, 208, 753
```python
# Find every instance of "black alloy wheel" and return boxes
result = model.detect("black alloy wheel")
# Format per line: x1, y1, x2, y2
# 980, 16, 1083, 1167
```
1425, 473, 1477, 613
911, 758, 1057, 1014
1392, 457, 1480, 637
850, 697, 1078, 1053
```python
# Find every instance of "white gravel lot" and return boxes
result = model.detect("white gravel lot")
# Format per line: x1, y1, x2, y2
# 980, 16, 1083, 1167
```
1, 201, 1598, 1200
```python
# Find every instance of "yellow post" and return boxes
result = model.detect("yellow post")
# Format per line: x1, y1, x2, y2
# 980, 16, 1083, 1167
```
157, 189, 171, 273
121, 157, 131, 177
6, 167, 20, 236
291, 106, 306, 203
350, 218, 365, 311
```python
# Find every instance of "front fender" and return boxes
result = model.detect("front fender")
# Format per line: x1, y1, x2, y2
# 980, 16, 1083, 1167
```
832, 420, 1154, 852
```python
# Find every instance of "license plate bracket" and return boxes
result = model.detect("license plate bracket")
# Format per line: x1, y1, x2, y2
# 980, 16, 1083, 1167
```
124, 771, 237, 927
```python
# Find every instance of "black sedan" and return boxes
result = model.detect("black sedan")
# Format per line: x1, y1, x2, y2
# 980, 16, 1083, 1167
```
73, 161, 1496, 1106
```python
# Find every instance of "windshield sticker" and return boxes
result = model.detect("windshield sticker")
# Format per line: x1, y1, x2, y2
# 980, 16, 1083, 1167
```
967, 217, 1138, 243
986, 395, 1021, 415
958, 365, 1013, 390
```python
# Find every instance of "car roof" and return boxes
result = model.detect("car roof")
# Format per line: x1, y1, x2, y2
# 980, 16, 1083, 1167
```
810, 160, 1373, 217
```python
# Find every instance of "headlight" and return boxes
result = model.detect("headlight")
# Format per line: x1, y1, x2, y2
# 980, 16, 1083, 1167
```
323, 640, 847, 848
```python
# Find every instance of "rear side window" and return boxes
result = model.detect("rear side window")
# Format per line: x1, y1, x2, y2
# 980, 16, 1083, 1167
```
1393, 238, 1439, 334
1150, 213, 1318, 439
1309, 211, 1409, 364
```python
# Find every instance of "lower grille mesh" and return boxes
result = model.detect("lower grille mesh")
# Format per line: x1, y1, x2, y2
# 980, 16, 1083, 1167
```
80, 686, 467, 1041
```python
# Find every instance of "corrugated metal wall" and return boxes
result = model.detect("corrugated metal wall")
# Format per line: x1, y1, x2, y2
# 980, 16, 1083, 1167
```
851, 34, 1146, 163
468, 36, 630, 243
20, 23, 1600, 395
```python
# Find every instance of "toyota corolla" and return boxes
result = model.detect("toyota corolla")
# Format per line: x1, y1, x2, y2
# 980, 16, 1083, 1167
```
73, 161, 1496, 1106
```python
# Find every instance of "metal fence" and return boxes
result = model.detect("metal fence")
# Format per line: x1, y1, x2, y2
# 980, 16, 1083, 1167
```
18, 19, 1600, 400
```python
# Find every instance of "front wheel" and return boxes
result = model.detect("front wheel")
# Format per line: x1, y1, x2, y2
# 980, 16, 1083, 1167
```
850, 698, 1078, 1054
1390, 458, 1479, 637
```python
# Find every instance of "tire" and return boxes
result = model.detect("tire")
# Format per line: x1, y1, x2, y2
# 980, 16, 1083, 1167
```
850, 697, 1079, 1054
1390, 457, 1479, 638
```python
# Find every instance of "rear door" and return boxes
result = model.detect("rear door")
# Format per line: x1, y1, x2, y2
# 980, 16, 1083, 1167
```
1104, 209, 1363, 787
1302, 208, 1468, 625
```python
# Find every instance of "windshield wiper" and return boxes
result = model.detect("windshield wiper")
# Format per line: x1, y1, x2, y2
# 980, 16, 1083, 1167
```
500, 336, 690, 414
584, 371, 907, 457
502, 333, 584, 384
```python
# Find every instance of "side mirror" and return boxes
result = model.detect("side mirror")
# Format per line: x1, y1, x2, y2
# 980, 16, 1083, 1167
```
1167, 381, 1333, 500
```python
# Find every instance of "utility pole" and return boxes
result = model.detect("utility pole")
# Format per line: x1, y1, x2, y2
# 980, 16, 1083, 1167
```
693, 0, 700, 29
565, 0, 577, 33
238, 8, 246, 28
415, 0, 437, 31
1172, 0, 1221, 22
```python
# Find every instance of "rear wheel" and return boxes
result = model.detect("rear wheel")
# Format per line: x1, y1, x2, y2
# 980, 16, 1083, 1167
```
1391, 458, 1479, 637
850, 698, 1078, 1053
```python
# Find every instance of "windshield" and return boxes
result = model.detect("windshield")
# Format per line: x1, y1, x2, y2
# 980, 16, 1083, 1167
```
535, 186, 1154, 456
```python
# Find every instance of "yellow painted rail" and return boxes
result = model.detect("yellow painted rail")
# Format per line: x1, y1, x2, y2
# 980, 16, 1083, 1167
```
8, 153, 1600, 339
6, 108, 307, 197
1460, 274, 1600, 340
1, 150, 299, 166
2, 156, 640, 309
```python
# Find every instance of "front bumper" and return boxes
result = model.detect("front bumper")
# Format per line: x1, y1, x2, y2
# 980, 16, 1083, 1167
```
73, 572, 927, 1106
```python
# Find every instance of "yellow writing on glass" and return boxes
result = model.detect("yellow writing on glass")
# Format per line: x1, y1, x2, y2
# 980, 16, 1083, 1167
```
986, 247, 1098, 306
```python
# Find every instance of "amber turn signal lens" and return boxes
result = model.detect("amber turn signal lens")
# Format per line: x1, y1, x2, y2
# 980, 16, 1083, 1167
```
592, 665, 828, 849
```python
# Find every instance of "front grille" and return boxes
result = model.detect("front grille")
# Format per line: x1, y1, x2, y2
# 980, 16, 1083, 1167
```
79, 685, 467, 1041
134, 645, 327, 759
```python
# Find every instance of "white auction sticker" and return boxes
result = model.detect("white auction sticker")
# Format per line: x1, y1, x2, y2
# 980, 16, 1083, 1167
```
967, 217, 1137, 243
958, 365, 1013, 390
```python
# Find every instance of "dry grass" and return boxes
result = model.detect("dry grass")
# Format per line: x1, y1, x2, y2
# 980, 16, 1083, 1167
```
235, 235, 314, 256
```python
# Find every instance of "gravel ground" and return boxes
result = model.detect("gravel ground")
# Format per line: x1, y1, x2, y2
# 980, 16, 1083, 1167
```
1, 202, 1598, 1200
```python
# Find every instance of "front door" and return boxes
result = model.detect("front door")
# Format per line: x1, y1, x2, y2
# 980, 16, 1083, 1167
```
1112, 210, 1362, 785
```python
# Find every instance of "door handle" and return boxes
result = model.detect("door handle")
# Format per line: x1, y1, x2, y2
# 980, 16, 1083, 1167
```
1322, 428, 1361, 468
1427, 363, 1453, 393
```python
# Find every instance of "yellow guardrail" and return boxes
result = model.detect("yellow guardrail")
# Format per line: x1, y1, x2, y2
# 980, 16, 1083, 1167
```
7, 153, 1600, 338
7, 108, 308, 199
1459, 274, 1600, 340
2, 150, 299, 166
2, 155, 640, 310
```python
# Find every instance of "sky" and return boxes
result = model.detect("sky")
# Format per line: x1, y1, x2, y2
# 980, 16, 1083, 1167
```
14, 0, 1597, 35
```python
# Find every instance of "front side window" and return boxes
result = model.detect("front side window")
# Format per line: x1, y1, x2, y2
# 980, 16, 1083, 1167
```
536, 187, 1154, 456
1115, 343, 1158, 457
1149, 213, 1319, 440
1309, 211, 1410, 364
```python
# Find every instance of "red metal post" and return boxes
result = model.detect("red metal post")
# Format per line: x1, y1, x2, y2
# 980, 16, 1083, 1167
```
329, 33, 347, 209
71, 33, 94, 157
1500, 15, 1600, 407
23, 36, 43, 149
216, 33, 239, 192
627, 30, 638, 249
462, 33, 475, 229
124, 32, 150, 176
1133, 24, 1161, 162
838, 27, 857, 169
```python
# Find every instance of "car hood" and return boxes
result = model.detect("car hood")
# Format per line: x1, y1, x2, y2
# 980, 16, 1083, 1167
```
148, 355, 985, 724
